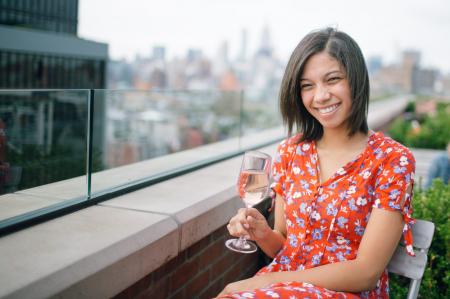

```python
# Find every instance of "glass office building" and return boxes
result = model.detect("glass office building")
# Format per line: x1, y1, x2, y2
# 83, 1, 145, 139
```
0, 0, 107, 89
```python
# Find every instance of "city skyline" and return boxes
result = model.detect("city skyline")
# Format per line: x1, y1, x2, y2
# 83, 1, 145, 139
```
79, 0, 450, 73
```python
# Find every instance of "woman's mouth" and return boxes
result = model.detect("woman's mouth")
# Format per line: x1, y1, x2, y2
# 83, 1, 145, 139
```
316, 103, 340, 115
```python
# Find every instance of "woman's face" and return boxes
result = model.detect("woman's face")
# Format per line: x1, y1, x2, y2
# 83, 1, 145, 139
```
300, 51, 352, 133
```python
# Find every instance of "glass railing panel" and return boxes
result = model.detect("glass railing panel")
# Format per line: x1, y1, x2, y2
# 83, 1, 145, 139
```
239, 89, 284, 149
0, 89, 89, 223
90, 89, 242, 196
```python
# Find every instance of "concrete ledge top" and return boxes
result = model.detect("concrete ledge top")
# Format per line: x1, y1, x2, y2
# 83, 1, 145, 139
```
100, 143, 278, 250
0, 205, 178, 298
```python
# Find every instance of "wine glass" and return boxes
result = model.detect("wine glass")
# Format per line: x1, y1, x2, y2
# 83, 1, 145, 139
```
225, 150, 272, 253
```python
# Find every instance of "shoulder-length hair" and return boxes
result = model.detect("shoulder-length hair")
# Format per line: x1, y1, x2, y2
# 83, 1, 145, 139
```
279, 27, 369, 142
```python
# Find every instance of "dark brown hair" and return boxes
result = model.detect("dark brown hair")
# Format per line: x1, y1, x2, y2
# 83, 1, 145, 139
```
279, 27, 369, 141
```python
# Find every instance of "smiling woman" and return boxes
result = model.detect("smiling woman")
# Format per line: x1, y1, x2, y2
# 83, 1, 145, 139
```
219, 27, 416, 299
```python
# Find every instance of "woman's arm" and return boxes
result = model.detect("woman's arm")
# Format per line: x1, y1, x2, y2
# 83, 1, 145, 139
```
252, 194, 287, 258
221, 204, 405, 295
268, 206, 404, 291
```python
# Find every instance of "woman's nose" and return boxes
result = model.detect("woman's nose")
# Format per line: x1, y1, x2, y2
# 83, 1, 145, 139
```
314, 85, 331, 103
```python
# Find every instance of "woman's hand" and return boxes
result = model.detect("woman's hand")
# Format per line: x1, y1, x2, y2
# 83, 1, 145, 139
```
216, 275, 272, 297
227, 208, 271, 241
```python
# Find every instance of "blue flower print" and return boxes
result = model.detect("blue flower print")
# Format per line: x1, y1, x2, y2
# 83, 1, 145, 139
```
299, 202, 307, 213
288, 234, 298, 248
374, 148, 383, 159
311, 254, 322, 266
306, 165, 316, 176
348, 199, 358, 211
368, 185, 375, 196
296, 217, 305, 228
326, 203, 337, 216
275, 154, 281, 163
379, 183, 390, 190
355, 226, 365, 236
394, 166, 406, 174
300, 180, 310, 191
326, 243, 338, 252
280, 255, 291, 265
389, 201, 401, 210
336, 251, 346, 262
389, 189, 400, 200
317, 194, 327, 202
337, 216, 348, 228
303, 244, 313, 253
296, 145, 305, 156
365, 212, 371, 223
404, 173, 411, 184
329, 182, 338, 189
286, 195, 293, 205
312, 228, 323, 240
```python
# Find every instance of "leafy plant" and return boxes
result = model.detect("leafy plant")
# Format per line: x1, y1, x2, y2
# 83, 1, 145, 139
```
388, 101, 450, 150
389, 180, 450, 298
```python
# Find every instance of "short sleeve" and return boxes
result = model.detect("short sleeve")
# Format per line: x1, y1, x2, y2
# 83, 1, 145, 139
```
372, 148, 416, 256
270, 139, 293, 199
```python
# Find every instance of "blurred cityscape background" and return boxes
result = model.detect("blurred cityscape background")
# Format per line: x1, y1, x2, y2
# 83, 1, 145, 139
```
0, 2, 448, 298
0, 0, 449, 202
0, 0, 450, 193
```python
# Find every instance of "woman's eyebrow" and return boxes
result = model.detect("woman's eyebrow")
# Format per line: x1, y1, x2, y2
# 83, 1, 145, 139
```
300, 70, 343, 81
324, 70, 343, 76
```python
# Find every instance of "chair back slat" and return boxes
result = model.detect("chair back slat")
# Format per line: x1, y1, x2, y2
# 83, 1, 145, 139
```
388, 219, 435, 281
387, 247, 428, 280
411, 219, 435, 249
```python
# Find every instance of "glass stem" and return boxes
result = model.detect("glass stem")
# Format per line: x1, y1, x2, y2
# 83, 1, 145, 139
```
236, 235, 247, 247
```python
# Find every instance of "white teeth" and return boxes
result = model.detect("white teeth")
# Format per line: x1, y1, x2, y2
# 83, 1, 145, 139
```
318, 104, 339, 114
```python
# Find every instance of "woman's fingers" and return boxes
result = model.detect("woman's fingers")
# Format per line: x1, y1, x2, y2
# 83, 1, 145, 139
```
227, 208, 269, 240
227, 209, 250, 237
245, 207, 265, 220
227, 221, 249, 238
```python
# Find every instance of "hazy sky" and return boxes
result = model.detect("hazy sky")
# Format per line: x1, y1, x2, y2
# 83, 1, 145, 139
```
79, 0, 450, 73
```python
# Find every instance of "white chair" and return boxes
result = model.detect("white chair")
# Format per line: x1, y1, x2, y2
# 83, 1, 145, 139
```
387, 219, 435, 299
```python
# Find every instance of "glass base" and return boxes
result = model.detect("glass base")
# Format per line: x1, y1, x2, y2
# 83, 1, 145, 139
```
225, 238, 258, 254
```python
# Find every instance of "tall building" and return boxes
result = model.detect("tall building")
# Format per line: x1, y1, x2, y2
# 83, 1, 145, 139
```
367, 56, 383, 75
401, 50, 421, 93
152, 46, 166, 61
238, 29, 248, 62
257, 24, 273, 57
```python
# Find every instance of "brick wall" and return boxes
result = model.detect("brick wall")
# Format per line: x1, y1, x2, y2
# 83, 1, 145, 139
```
114, 199, 273, 299
113, 225, 267, 299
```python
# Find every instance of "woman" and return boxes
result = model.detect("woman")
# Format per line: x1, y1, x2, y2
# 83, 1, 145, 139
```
218, 28, 415, 298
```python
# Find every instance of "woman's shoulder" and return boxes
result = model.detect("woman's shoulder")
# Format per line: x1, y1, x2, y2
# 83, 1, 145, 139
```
370, 131, 415, 163
275, 133, 307, 159
277, 133, 309, 151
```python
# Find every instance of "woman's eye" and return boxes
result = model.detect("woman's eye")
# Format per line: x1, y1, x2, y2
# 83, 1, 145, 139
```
301, 84, 312, 90
328, 77, 341, 82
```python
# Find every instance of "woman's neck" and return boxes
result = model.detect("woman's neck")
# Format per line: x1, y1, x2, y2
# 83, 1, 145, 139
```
317, 128, 369, 152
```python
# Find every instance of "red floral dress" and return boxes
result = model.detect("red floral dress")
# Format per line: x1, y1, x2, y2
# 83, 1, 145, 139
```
223, 132, 415, 298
